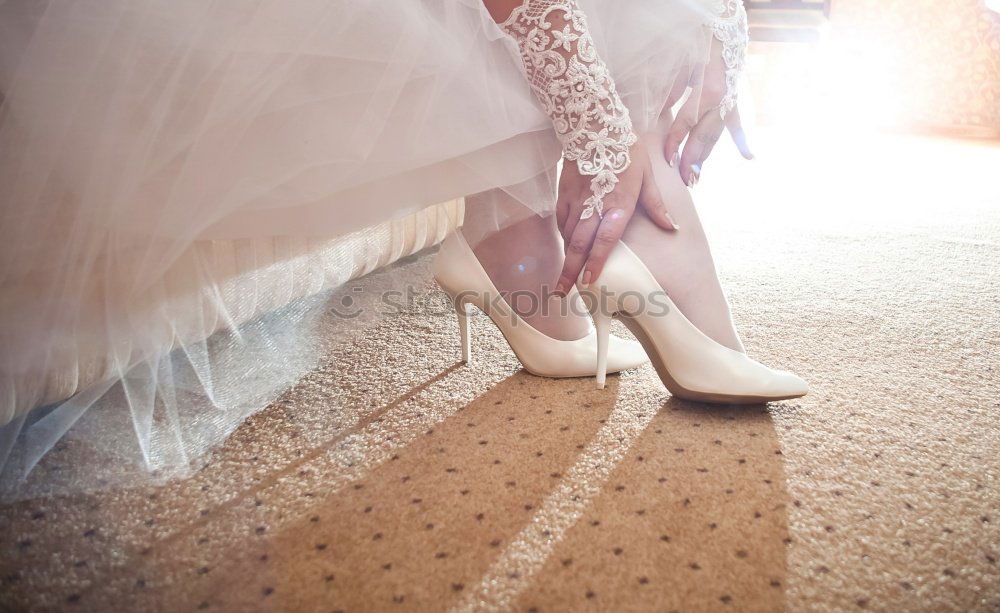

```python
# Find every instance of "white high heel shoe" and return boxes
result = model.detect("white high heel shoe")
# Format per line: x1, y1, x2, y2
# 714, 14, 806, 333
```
433, 231, 648, 378
580, 243, 808, 404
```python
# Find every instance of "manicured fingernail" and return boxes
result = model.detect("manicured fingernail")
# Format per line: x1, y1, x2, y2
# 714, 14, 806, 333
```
582, 270, 593, 286
688, 164, 701, 187
669, 152, 679, 167
671, 222, 680, 230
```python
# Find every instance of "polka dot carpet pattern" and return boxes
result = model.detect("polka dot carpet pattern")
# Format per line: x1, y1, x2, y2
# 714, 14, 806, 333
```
1, 131, 998, 611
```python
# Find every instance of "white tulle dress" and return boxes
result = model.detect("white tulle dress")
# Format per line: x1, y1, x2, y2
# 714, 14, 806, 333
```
0, 0, 740, 499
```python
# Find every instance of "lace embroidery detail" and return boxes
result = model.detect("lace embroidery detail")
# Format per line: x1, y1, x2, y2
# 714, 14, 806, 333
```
708, 0, 749, 120
501, 0, 637, 220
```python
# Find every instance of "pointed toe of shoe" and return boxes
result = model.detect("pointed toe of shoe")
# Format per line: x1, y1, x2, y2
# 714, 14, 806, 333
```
772, 370, 809, 399
605, 336, 649, 374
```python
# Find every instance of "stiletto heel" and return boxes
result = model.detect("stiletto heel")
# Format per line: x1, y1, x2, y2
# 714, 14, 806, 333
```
592, 309, 611, 390
579, 243, 808, 404
456, 300, 472, 364
433, 230, 648, 378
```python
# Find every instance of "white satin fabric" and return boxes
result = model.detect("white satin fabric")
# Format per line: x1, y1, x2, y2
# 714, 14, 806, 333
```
0, 0, 721, 499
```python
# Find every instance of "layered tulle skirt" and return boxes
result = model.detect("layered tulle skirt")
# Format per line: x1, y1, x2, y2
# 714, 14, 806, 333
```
0, 0, 721, 498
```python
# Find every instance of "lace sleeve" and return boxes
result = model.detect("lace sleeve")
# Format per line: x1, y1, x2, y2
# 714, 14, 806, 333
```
708, 0, 750, 120
500, 0, 637, 220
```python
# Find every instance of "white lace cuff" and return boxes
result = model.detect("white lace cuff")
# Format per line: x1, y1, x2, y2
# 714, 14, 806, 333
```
501, 0, 637, 220
708, 0, 750, 120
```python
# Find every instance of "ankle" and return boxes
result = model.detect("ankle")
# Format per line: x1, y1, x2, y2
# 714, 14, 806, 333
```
621, 211, 745, 353
467, 215, 591, 341
471, 213, 562, 283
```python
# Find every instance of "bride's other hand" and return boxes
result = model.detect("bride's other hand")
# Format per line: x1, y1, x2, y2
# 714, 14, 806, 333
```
554, 140, 677, 297
668, 104, 751, 187
664, 42, 753, 187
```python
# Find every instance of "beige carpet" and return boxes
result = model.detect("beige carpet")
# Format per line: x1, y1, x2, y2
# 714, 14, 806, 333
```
1, 131, 998, 612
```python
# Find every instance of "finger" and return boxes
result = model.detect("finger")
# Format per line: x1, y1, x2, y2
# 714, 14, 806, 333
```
678, 134, 705, 187
663, 119, 691, 169
664, 98, 698, 168
560, 198, 584, 249
680, 117, 723, 187
581, 206, 630, 285
725, 105, 754, 160
556, 197, 571, 240
555, 212, 600, 297
638, 160, 678, 231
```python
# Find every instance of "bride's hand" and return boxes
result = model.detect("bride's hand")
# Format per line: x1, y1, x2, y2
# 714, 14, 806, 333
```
664, 41, 754, 187
554, 139, 677, 297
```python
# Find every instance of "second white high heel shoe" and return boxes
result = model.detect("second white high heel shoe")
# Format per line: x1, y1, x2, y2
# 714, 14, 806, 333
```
433, 231, 648, 378
580, 242, 808, 404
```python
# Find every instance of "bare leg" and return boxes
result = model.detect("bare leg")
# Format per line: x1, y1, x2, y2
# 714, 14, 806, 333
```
463, 190, 592, 341
463, 113, 743, 350
622, 115, 745, 352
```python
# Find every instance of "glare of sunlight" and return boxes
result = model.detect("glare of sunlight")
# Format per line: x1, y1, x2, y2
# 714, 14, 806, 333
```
747, 35, 908, 136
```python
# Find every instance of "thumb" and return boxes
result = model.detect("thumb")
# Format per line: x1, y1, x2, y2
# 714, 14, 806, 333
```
639, 160, 678, 231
